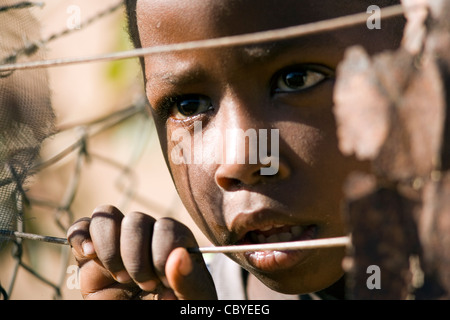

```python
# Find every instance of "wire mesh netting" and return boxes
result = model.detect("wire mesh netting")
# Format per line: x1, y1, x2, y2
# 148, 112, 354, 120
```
0, 0, 55, 246
0, 0, 449, 300
0, 0, 202, 300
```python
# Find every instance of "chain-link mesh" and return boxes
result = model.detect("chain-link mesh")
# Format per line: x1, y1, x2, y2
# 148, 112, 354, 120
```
0, 0, 182, 300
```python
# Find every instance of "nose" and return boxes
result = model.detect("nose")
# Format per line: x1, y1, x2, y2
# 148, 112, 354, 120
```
215, 159, 291, 191
214, 97, 291, 191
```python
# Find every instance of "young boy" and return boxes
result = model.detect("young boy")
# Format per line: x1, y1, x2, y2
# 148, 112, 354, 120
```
67, 0, 404, 299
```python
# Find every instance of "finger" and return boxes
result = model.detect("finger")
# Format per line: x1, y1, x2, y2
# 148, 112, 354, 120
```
89, 205, 130, 283
120, 211, 159, 291
166, 247, 217, 300
151, 218, 217, 299
67, 216, 119, 298
67, 217, 95, 266
151, 218, 197, 287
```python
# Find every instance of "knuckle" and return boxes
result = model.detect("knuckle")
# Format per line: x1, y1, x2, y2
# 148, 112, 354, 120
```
67, 217, 91, 245
89, 214, 123, 272
92, 204, 119, 216
121, 212, 155, 281
151, 218, 196, 274
122, 211, 153, 232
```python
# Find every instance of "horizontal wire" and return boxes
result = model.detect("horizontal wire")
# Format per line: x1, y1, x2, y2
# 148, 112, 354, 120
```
1, 230, 69, 245
0, 4, 404, 72
188, 236, 351, 254
0, 229, 350, 253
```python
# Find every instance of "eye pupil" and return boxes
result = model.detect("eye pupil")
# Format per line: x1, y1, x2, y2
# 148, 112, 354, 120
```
179, 99, 200, 115
171, 94, 212, 119
284, 71, 306, 88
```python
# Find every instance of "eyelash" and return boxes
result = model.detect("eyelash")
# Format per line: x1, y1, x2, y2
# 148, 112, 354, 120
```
155, 96, 175, 122
270, 64, 334, 95
157, 64, 334, 122
157, 94, 213, 122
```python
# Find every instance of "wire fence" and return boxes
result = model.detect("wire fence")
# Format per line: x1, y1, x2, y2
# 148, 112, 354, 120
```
0, 98, 162, 299
0, 0, 449, 300
0, 0, 187, 300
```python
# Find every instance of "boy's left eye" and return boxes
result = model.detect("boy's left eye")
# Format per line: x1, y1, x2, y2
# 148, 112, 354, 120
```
273, 66, 331, 94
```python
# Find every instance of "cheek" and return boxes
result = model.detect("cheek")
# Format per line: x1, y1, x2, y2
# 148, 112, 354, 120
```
166, 132, 227, 242
278, 81, 347, 173
284, 124, 343, 210
280, 109, 338, 168
278, 113, 360, 216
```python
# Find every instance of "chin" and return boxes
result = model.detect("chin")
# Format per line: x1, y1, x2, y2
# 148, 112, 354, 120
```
248, 248, 346, 295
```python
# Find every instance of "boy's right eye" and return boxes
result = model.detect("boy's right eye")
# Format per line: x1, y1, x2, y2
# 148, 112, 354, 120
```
168, 94, 213, 120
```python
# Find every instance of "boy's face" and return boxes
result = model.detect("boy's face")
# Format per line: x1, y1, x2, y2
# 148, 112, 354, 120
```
136, 0, 403, 294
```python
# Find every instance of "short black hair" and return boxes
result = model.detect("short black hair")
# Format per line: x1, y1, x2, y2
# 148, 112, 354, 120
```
125, 0, 140, 48
125, 0, 146, 74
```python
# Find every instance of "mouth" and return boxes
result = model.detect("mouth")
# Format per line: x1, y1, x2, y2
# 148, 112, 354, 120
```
241, 224, 317, 245
236, 223, 319, 272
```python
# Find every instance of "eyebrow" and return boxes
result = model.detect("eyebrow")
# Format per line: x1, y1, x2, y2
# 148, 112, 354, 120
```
148, 67, 210, 87
239, 39, 312, 65
147, 37, 329, 87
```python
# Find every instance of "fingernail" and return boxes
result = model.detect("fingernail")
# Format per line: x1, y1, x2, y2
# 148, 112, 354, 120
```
114, 270, 132, 283
139, 280, 158, 292
178, 250, 193, 276
82, 241, 95, 256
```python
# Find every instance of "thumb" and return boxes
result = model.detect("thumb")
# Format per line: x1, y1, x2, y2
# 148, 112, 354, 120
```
165, 247, 217, 300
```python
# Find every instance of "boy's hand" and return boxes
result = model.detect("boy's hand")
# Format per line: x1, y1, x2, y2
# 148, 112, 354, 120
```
67, 205, 217, 300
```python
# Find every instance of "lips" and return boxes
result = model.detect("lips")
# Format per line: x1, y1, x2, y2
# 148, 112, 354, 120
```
231, 211, 320, 272
245, 224, 316, 244
238, 223, 318, 250
243, 224, 318, 271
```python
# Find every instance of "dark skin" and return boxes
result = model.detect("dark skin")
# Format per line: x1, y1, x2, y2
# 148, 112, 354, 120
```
67, 0, 404, 299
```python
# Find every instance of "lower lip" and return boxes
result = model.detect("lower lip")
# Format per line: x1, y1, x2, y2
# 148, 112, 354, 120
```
242, 225, 318, 272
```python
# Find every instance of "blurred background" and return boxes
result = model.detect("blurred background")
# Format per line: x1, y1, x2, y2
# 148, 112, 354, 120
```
0, 0, 209, 300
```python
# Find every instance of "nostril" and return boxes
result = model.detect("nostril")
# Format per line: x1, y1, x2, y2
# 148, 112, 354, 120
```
216, 177, 243, 191
215, 159, 291, 191
215, 162, 262, 191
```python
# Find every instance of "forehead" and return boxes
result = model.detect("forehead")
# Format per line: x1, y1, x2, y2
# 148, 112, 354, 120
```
136, 0, 383, 45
